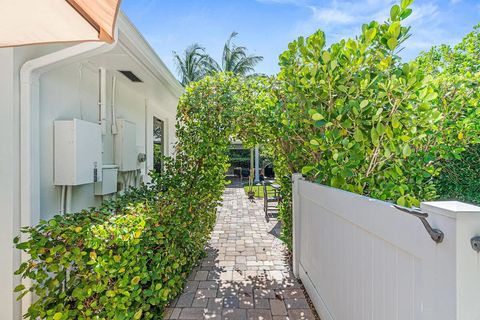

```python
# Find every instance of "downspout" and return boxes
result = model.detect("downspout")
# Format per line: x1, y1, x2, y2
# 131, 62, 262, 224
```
19, 40, 116, 315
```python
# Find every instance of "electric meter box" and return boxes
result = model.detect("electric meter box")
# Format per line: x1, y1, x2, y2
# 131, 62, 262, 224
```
54, 119, 102, 185
114, 119, 138, 171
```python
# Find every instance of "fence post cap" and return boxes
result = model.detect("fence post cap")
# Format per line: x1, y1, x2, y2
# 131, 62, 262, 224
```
421, 201, 480, 219
292, 173, 303, 181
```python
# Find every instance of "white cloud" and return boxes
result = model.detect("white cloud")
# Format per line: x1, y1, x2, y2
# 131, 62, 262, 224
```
309, 7, 355, 24
401, 3, 443, 52
408, 3, 439, 24
255, 0, 307, 5
291, 0, 395, 41
256, 0, 468, 61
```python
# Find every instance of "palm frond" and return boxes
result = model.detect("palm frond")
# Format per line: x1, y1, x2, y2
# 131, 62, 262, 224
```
220, 32, 263, 76
232, 54, 264, 75
174, 32, 264, 81
173, 43, 209, 86
202, 55, 222, 75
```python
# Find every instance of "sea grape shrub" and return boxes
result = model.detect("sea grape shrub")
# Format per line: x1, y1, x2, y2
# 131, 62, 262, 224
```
15, 167, 216, 319
275, 0, 461, 207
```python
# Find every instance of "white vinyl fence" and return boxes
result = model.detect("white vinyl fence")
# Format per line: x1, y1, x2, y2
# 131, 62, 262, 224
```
292, 174, 480, 320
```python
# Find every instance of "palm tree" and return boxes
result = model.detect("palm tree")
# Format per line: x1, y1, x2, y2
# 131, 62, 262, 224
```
204, 32, 263, 76
173, 43, 209, 86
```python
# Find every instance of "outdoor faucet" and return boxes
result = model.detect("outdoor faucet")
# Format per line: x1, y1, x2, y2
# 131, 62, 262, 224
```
471, 236, 480, 253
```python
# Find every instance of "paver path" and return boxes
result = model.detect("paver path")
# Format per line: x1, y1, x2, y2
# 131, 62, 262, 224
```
164, 186, 317, 320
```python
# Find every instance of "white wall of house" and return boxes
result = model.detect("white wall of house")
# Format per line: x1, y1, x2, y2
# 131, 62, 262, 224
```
0, 13, 182, 320
0, 47, 22, 320
37, 61, 178, 218
0, 44, 65, 320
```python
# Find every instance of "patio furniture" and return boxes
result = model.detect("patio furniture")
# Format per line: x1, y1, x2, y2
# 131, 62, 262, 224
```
233, 167, 242, 178
264, 164, 275, 179
241, 168, 250, 181
263, 181, 280, 221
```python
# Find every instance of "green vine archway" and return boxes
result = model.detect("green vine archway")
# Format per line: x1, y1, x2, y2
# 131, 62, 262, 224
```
174, 74, 298, 246
178, 71, 316, 247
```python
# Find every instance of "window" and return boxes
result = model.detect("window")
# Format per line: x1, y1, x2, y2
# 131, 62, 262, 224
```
153, 117, 164, 173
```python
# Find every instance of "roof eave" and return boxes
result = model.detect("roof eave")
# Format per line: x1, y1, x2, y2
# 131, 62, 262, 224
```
116, 12, 184, 98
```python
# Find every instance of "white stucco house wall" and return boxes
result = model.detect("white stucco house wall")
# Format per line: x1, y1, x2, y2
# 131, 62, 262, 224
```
0, 12, 183, 319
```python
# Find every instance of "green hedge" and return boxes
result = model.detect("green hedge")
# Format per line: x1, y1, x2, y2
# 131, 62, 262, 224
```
15, 171, 217, 320
435, 144, 480, 205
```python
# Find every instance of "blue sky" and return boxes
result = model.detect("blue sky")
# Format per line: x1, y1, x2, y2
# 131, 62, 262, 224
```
121, 0, 479, 77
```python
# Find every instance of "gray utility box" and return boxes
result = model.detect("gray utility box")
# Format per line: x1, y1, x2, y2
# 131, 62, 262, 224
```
94, 165, 118, 195
114, 119, 139, 171
54, 119, 102, 185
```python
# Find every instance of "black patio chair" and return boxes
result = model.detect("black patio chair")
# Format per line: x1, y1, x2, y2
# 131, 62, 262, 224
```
264, 164, 275, 179
233, 167, 242, 178
263, 181, 280, 221
241, 168, 250, 182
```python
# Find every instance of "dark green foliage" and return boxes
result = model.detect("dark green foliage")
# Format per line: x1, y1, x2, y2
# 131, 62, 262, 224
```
276, 175, 293, 248
227, 148, 251, 169
416, 25, 480, 205
435, 145, 480, 205
227, 148, 271, 170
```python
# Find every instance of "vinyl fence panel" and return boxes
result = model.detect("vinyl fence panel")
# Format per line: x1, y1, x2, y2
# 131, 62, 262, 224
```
292, 174, 480, 320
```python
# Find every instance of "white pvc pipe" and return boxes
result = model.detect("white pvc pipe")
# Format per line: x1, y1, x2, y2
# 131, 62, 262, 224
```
111, 76, 118, 135
65, 186, 72, 214
144, 99, 148, 179
99, 67, 107, 135
60, 185, 66, 215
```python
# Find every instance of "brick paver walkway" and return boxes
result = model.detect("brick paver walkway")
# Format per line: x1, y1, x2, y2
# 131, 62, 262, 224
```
164, 186, 317, 320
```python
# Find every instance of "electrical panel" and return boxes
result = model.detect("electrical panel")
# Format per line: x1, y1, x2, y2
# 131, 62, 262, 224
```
94, 165, 118, 195
54, 119, 102, 185
114, 119, 138, 171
